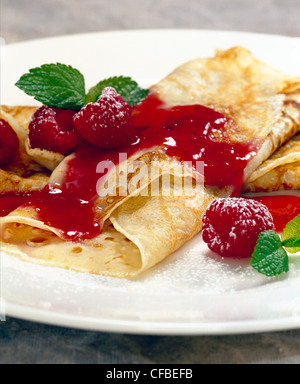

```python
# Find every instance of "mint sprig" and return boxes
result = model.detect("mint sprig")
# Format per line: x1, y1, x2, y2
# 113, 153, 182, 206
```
251, 214, 300, 277
15, 64, 149, 110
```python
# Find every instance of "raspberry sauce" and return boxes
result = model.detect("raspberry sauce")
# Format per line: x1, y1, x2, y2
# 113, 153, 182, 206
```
1, 95, 262, 241
132, 95, 260, 192
23, 185, 101, 240
0, 192, 35, 217
251, 195, 300, 233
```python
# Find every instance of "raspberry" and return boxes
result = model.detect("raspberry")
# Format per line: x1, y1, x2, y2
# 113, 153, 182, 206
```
73, 87, 134, 149
202, 198, 275, 258
29, 106, 81, 156
0, 119, 19, 166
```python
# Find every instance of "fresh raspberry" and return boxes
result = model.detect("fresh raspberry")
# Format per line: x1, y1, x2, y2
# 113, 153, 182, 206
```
0, 119, 19, 166
73, 87, 134, 149
202, 198, 275, 258
29, 106, 81, 155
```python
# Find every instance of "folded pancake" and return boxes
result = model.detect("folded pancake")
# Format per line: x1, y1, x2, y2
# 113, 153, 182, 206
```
151, 46, 300, 181
1, 154, 221, 277
1, 46, 300, 278
243, 134, 300, 192
0, 108, 50, 193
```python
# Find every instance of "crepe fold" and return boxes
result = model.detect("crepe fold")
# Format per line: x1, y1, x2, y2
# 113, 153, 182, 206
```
1, 46, 300, 278
0, 152, 224, 277
243, 134, 300, 192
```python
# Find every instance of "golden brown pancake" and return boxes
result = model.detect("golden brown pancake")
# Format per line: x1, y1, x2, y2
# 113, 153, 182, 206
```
243, 133, 300, 192
151, 46, 300, 182
0, 105, 37, 130
1, 47, 300, 278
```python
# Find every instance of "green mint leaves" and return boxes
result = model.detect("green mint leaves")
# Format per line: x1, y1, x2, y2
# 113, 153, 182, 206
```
16, 64, 86, 111
251, 231, 289, 277
15, 63, 149, 110
85, 76, 149, 106
281, 214, 300, 253
251, 214, 300, 277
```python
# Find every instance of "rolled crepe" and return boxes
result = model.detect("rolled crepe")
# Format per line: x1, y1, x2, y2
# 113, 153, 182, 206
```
1, 47, 300, 278
151, 47, 300, 181
243, 134, 300, 192
1, 153, 224, 277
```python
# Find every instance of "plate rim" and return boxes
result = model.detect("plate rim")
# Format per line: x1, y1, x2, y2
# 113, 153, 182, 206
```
5, 302, 300, 335
3, 28, 300, 48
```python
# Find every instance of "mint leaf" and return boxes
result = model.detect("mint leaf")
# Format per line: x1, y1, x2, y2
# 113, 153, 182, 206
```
251, 231, 289, 277
281, 214, 300, 254
86, 76, 149, 106
282, 236, 300, 249
15, 63, 86, 110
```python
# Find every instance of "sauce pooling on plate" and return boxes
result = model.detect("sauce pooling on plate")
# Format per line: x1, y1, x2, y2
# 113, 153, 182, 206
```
251, 195, 300, 233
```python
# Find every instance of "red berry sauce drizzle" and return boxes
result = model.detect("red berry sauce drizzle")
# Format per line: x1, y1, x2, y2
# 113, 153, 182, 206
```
0, 192, 35, 218
0, 94, 281, 241
250, 195, 300, 233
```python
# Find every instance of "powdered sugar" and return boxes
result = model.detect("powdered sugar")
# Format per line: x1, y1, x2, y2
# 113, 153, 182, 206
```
2, 233, 300, 329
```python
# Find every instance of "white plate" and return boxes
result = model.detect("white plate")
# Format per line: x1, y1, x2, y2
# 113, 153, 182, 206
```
1, 30, 300, 335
